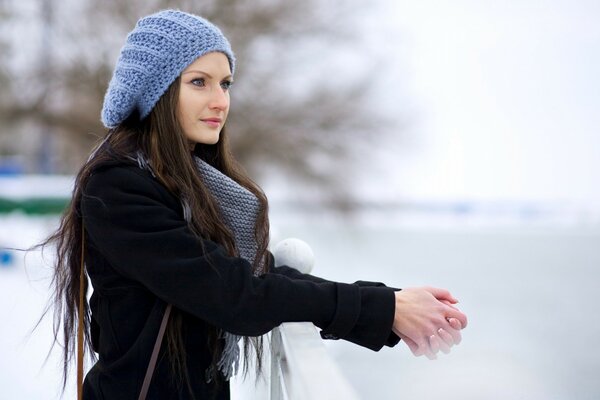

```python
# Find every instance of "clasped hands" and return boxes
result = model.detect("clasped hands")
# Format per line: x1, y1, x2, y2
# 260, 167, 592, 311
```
393, 287, 468, 360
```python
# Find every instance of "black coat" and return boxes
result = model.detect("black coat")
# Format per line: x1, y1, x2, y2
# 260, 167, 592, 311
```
80, 160, 400, 399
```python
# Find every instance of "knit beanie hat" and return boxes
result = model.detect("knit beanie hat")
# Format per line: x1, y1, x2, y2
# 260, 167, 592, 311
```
101, 9, 236, 128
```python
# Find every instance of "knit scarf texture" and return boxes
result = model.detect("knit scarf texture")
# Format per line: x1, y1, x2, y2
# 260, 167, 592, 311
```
131, 150, 261, 382
192, 156, 262, 381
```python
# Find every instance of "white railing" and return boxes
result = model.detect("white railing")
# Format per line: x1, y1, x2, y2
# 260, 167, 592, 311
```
270, 323, 360, 400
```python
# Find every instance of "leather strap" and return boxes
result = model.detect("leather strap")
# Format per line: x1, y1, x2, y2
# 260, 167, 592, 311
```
138, 304, 172, 400
77, 224, 172, 400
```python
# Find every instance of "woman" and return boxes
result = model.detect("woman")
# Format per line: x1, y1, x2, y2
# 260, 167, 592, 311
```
42, 9, 467, 399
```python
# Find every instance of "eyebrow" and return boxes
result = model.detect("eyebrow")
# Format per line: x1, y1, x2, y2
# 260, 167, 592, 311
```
182, 70, 232, 80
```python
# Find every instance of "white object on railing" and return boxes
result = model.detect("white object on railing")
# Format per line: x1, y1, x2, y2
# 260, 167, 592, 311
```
270, 322, 361, 400
272, 238, 315, 274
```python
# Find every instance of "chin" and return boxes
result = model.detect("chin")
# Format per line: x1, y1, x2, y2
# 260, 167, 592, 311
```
194, 133, 220, 146
203, 136, 220, 145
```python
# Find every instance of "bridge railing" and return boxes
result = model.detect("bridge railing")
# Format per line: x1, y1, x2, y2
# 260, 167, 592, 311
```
270, 322, 360, 400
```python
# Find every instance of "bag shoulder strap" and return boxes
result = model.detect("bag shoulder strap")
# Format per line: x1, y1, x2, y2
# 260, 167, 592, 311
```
77, 224, 172, 400
138, 304, 172, 400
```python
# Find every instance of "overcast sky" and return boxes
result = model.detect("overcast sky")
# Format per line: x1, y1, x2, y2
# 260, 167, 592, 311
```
363, 0, 600, 206
5, 1, 599, 208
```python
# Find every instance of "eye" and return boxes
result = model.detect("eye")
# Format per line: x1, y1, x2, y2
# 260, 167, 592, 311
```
190, 78, 205, 87
221, 80, 233, 91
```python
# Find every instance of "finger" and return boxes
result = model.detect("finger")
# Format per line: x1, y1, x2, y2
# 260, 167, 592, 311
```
394, 328, 426, 357
428, 335, 441, 356
429, 335, 440, 353
446, 309, 468, 329
399, 333, 422, 357
447, 317, 462, 330
433, 332, 452, 354
394, 328, 422, 356
424, 348, 437, 360
440, 299, 461, 309
417, 339, 437, 360
436, 328, 453, 353
394, 326, 432, 358
424, 287, 458, 303
445, 319, 463, 345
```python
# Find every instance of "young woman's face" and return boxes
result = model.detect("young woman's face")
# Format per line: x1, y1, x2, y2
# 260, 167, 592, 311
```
178, 52, 232, 147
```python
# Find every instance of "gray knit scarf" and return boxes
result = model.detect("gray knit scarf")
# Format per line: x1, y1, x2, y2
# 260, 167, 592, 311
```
192, 156, 262, 382
131, 150, 261, 382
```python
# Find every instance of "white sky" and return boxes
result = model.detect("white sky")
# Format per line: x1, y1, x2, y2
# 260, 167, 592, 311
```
367, 0, 600, 204
5, 1, 599, 208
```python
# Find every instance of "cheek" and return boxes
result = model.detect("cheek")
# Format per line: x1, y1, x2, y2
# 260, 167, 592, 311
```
223, 96, 231, 118
179, 105, 192, 122
178, 102, 199, 129
176, 93, 187, 120
178, 90, 197, 114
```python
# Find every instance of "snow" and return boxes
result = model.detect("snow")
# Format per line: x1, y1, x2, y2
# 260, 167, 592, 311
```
0, 175, 74, 200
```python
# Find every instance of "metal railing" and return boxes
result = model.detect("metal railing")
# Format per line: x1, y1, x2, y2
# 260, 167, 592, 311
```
270, 323, 360, 400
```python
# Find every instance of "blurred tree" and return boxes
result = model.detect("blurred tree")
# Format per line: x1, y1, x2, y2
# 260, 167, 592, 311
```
0, 0, 398, 205
0, 0, 15, 165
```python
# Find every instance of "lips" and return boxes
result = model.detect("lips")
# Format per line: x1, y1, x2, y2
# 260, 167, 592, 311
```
201, 118, 222, 128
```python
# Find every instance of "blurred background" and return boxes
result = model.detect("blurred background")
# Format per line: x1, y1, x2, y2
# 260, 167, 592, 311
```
1, 0, 599, 399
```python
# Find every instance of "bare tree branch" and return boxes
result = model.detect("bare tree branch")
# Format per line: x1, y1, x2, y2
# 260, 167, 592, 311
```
0, 0, 404, 206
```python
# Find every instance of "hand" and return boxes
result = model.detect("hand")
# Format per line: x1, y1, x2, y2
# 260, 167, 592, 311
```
397, 317, 462, 358
392, 287, 467, 360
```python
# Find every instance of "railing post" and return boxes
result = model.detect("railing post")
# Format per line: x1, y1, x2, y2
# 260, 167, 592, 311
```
270, 327, 285, 400
269, 323, 360, 400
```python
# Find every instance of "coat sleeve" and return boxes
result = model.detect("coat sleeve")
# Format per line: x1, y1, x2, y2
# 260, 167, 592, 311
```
81, 165, 397, 351
269, 257, 401, 347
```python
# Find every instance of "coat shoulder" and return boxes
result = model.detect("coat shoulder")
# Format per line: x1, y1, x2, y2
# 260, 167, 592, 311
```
83, 161, 181, 212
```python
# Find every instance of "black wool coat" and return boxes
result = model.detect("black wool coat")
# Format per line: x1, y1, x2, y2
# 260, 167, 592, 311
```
80, 160, 400, 399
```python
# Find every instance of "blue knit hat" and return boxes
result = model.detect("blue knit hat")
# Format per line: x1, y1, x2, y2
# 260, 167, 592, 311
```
101, 10, 236, 128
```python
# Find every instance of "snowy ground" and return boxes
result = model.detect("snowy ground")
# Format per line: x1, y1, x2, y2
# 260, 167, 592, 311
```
0, 213, 266, 399
0, 214, 71, 399
2, 212, 600, 399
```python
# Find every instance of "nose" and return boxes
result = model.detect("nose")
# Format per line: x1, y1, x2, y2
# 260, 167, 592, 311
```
209, 86, 229, 111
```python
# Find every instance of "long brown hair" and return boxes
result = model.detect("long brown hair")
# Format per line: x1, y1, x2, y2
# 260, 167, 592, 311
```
37, 75, 271, 392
